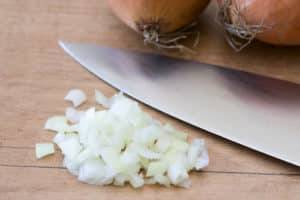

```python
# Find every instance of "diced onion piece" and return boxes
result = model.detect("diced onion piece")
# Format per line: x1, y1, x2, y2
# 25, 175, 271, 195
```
69, 124, 80, 132
95, 89, 111, 108
154, 135, 171, 153
57, 135, 82, 159
167, 160, 189, 185
63, 157, 80, 176
35, 143, 55, 159
109, 94, 152, 127
76, 148, 95, 164
113, 174, 128, 186
195, 148, 209, 170
64, 89, 87, 107
53, 132, 64, 144
102, 165, 117, 185
129, 173, 144, 188
65, 107, 84, 123
138, 148, 161, 160
188, 139, 204, 164
153, 174, 171, 187
133, 124, 162, 145
120, 150, 140, 170
85, 129, 104, 155
78, 158, 107, 185
164, 123, 188, 140
109, 92, 124, 107
78, 107, 96, 146
140, 157, 150, 169
53, 132, 73, 145
187, 139, 209, 170
177, 179, 192, 189
99, 147, 122, 172
170, 139, 189, 152
44, 116, 69, 132
146, 161, 168, 177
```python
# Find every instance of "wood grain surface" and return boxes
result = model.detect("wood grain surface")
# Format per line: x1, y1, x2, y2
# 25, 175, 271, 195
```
0, 0, 300, 199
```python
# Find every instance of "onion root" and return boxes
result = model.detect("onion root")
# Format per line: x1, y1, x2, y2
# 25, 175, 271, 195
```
217, 0, 270, 51
136, 20, 201, 53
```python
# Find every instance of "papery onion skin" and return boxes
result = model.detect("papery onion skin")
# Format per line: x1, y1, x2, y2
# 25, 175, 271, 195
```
218, 0, 300, 45
107, 0, 210, 34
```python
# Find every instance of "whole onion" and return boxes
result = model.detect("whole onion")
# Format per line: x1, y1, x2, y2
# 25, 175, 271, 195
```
217, 0, 300, 51
107, 0, 210, 50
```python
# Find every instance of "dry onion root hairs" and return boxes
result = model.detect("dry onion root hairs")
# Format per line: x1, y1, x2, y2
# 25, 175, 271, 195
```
138, 20, 201, 54
216, 0, 270, 52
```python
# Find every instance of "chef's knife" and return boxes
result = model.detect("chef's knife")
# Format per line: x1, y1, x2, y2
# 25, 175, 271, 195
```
59, 41, 300, 166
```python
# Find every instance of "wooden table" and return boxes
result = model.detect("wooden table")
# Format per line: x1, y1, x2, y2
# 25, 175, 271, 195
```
1, 0, 300, 199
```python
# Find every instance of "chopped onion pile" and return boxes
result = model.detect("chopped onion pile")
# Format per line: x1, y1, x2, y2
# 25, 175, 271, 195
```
39, 89, 209, 188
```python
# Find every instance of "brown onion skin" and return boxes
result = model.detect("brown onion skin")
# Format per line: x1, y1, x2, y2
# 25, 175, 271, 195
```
107, 0, 210, 33
219, 0, 300, 45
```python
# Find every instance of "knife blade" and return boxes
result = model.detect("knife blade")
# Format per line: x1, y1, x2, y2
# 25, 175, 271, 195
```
59, 41, 300, 166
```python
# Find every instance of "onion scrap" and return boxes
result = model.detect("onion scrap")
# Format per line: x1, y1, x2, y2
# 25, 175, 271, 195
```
39, 89, 209, 188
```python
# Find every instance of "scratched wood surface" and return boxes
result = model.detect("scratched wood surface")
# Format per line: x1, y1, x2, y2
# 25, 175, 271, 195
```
0, 0, 300, 200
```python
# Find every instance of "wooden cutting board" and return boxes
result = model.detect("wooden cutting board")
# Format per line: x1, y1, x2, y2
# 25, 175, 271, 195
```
1, 0, 300, 199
